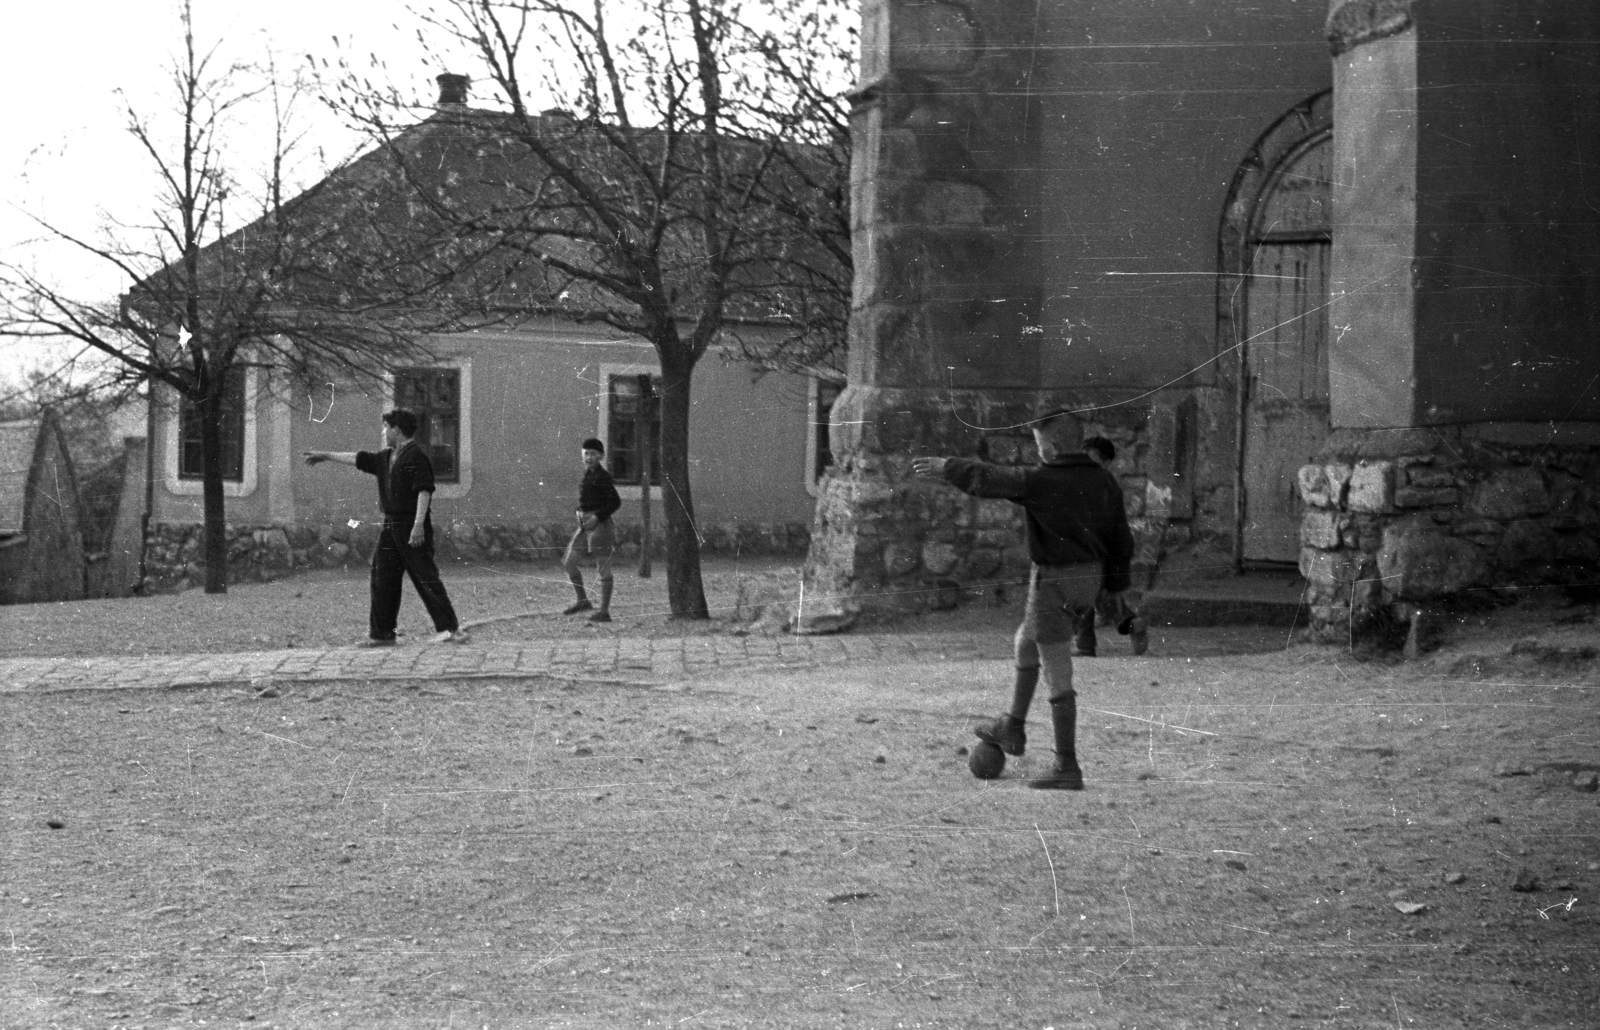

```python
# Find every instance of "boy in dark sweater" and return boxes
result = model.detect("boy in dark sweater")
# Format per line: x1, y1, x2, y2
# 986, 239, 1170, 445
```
913, 410, 1134, 789
303, 408, 467, 646
562, 438, 622, 623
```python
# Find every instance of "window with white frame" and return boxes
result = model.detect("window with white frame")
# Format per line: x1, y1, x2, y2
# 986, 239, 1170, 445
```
603, 371, 662, 487
394, 367, 462, 483
383, 357, 472, 498
178, 367, 246, 481
165, 367, 258, 497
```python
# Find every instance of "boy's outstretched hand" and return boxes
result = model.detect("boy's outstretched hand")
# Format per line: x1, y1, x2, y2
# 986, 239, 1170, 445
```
303, 450, 328, 465
910, 456, 947, 479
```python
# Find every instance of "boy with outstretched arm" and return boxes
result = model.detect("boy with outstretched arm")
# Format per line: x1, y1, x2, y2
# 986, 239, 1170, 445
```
303, 408, 468, 646
562, 438, 622, 623
912, 410, 1134, 789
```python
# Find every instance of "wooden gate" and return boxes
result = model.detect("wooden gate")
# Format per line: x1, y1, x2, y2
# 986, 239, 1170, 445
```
1220, 94, 1333, 566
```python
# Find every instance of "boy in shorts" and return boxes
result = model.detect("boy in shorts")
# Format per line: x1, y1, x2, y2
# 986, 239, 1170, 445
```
913, 411, 1134, 789
562, 438, 622, 623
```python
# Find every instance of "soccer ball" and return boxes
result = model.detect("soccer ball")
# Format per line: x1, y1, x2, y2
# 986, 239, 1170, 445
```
968, 740, 1006, 779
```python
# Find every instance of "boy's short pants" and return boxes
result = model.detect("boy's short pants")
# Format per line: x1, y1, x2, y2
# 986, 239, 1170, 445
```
1019, 562, 1101, 645
563, 519, 616, 579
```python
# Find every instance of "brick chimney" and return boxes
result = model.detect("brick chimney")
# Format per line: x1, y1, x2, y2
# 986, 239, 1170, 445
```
435, 73, 470, 107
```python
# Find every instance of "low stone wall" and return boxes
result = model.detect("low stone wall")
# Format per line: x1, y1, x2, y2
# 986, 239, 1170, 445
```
142, 518, 811, 591
803, 402, 1213, 618
1297, 423, 1600, 641
801, 383, 1239, 625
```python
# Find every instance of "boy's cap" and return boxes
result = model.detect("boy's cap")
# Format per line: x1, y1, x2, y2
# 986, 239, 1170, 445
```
581, 437, 605, 454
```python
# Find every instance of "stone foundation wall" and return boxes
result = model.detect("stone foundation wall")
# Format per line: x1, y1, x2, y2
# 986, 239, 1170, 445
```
142, 518, 811, 591
802, 385, 1236, 621
1297, 423, 1600, 640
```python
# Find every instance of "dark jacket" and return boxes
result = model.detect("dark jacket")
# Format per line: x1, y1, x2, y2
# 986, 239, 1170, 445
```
356, 443, 435, 528
942, 453, 1136, 592
578, 464, 622, 523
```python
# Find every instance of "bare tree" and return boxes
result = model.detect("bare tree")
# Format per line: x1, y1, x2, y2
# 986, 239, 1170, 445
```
325, 0, 853, 619
0, 2, 473, 593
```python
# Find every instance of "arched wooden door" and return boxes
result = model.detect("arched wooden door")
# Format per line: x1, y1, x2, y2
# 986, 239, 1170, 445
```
1219, 92, 1333, 567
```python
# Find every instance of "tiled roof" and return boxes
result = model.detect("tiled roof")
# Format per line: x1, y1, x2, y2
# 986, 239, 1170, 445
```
134, 105, 845, 335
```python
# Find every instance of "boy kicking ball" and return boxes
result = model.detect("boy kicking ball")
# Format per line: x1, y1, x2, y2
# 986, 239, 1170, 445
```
913, 410, 1134, 790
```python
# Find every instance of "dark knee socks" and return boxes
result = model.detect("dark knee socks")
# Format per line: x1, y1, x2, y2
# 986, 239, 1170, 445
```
1009, 665, 1039, 723
1049, 691, 1078, 765
569, 573, 586, 603
597, 577, 613, 614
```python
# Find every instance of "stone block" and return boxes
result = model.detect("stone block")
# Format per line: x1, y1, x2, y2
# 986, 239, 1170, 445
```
1555, 530, 1600, 568
1406, 467, 1454, 488
1310, 604, 1349, 628
984, 435, 1025, 464
1146, 480, 1174, 518
1123, 484, 1146, 519
882, 542, 920, 578
1468, 422, 1600, 448
258, 528, 291, 553
975, 528, 1018, 549
1301, 509, 1343, 549
1470, 467, 1550, 520
1393, 486, 1459, 508
1322, 427, 1457, 461
966, 547, 1002, 577
1299, 548, 1356, 591
849, 478, 898, 508
975, 499, 1017, 527
1296, 464, 1330, 506
1377, 520, 1485, 600
924, 578, 961, 610
1347, 461, 1392, 512
1496, 522, 1562, 579
921, 540, 959, 576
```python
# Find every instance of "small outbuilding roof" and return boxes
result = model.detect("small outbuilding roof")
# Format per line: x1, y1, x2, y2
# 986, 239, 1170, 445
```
0, 417, 42, 535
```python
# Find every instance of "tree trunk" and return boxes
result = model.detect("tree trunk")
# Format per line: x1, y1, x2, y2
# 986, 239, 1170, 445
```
198, 387, 229, 594
656, 348, 708, 618
637, 373, 653, 579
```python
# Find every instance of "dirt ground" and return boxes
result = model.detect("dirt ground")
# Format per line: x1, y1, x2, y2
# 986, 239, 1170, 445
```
1, 569, 1598, 1029
0, 558, 803, 659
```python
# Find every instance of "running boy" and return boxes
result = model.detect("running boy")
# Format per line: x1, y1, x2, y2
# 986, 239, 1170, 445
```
912, 411, 1134, 789
562, 438, 622, 623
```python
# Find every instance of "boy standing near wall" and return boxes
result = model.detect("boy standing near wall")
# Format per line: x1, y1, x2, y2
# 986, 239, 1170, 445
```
912, 412, 1134, 789
563, 438, 622, 623
1077, 436, 1149, 658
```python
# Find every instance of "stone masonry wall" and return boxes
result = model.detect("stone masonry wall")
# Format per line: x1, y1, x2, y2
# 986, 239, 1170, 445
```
142, 518, 811, 592
803, 386, 1233, 621
1297, 422, 1600, 641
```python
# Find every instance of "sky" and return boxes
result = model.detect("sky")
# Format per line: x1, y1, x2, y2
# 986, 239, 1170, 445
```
1, 0, 462, 381
1, 0, 851, 389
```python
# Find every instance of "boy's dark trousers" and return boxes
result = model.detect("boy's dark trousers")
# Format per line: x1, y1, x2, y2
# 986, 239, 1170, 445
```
370, 521, 458, 639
